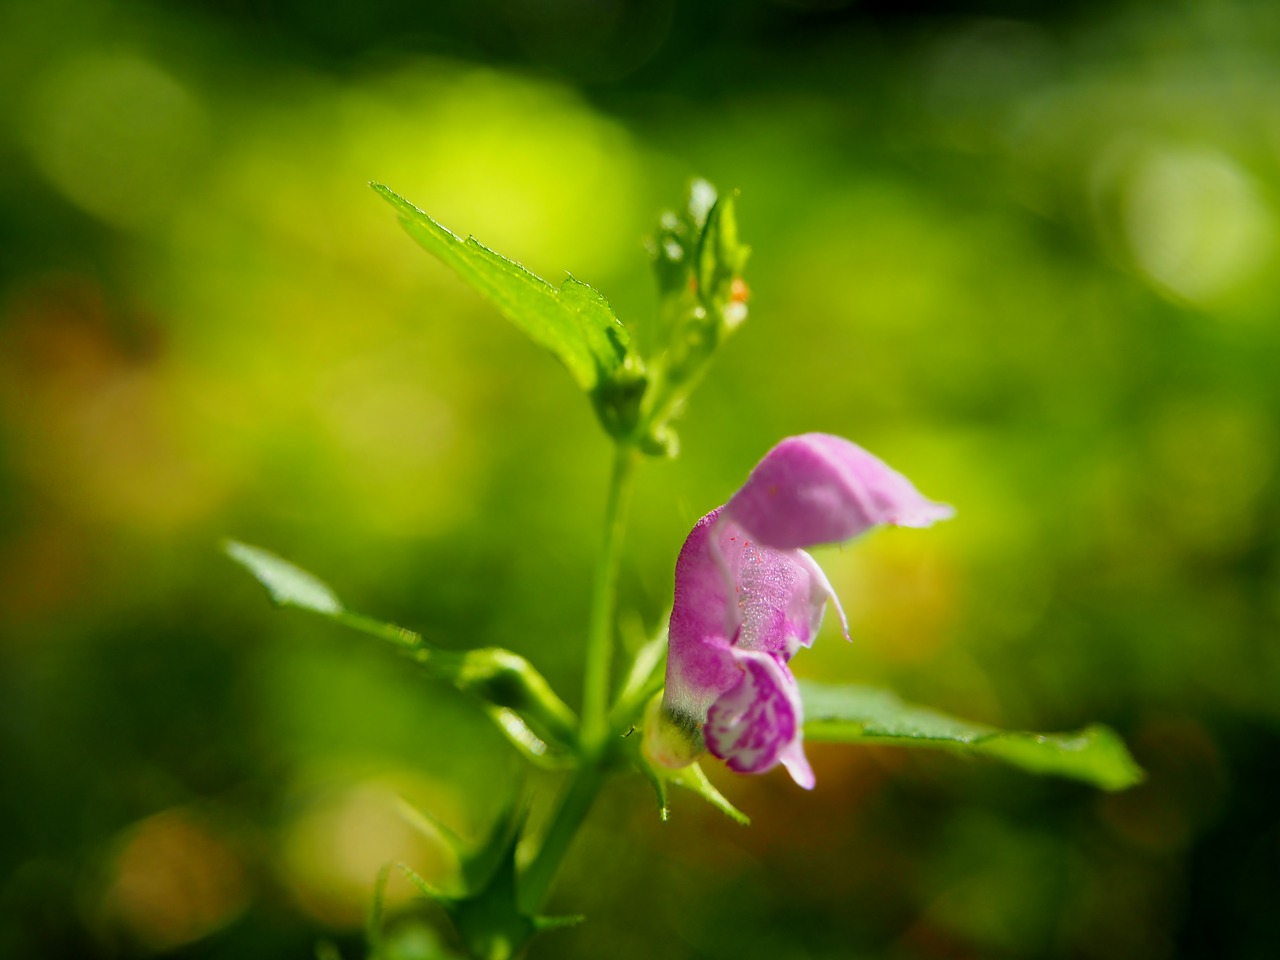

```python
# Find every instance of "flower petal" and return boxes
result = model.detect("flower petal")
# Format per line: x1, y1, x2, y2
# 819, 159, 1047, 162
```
704, 650, 808, 785
656, 511, 840, 774
779, 736, 816, 790
717, 519, 832, 659
662, 508, 740, 724
724, 433, 954, 551
794, 548, 849, 642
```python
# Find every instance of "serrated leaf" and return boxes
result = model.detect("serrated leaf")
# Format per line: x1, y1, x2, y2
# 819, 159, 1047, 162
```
800, 681, 1144, 791
372, 183, 629, 393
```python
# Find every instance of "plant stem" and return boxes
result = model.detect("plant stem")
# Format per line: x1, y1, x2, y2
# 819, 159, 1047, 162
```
519, 764, 605, 911
519, 443, 637, 912
581, 442, 639, 752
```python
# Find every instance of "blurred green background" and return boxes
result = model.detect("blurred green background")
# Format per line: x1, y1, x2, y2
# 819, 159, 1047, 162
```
2, 0, 1279, 957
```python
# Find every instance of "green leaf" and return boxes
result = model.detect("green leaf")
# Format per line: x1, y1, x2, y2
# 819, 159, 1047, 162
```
800, 681, 1144, 791
225, 541, 579, 760
224, 540, 423, 650
224, 540, 341, 616
372, 183, 629, 394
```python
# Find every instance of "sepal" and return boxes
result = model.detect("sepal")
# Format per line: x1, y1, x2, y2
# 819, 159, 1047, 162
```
393, 806, 581, 960
634, 693, 749, 825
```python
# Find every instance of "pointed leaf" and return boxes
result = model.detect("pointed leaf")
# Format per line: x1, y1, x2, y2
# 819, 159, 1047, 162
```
225, 541, 579, 757
226, 540, 422, 649
800, 681, 1144, 791
397, 863, 451, 903
439, 809, 546, 960
372, 183, 629, 393
457, 803, 526, 895
225, 540, 341, 615
396, 797, 467, 853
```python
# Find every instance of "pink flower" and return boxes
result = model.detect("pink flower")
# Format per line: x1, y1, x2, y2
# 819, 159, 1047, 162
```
644, 433, 952, 788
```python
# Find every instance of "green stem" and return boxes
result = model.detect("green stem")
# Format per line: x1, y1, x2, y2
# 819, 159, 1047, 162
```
519, 764, 605, 911
581, 443, 639, 752
519, 443, 638, 912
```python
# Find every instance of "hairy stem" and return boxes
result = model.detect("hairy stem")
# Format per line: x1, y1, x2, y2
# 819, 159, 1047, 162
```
519, 443, 638, 913
581, 443, 639, 751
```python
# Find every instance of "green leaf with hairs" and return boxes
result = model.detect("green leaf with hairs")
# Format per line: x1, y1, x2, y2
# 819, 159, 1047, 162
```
225, 540, 579, 761
372, 182, 629, 394
800, 681, 1143, 791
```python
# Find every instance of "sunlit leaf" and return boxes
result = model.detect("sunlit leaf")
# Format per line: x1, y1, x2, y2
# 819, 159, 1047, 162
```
372, 182, 629, 393
800, 681, 1144, 791
224, 540, 341, 615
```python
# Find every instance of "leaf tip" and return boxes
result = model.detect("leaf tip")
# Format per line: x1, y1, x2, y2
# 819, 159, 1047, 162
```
395, 862, 450, 904
1084, 724, 1147, 792
222, 539, 343, 615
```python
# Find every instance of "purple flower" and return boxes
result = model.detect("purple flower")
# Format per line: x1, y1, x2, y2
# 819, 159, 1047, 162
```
644, 433, 953, 788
